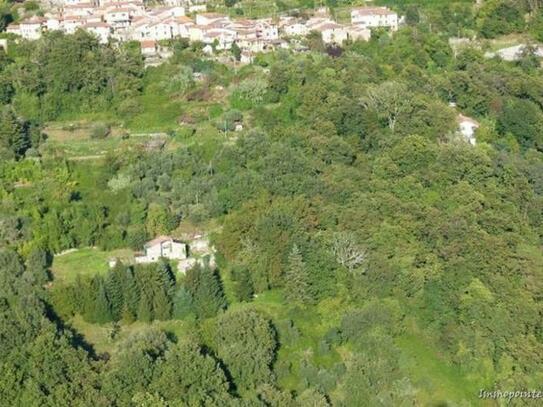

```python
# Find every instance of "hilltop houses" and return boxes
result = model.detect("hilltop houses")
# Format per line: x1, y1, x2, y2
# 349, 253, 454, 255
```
5, 4, 401, 62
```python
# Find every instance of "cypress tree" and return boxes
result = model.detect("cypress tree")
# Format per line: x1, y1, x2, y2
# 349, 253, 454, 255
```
91, 276, 113, 324
0, 108, 30, 158
156, 260, 175, 296
74, 275, 91, 317
148, 262, 173, 320
24, 248, 50, 286
284, 244, 313, 305
235, 267, 254, 302
185, 264, 227, 319
153, 288, 172, 320
105, 263, 124, 321
137, 288, 153, 322
172, 286, 194, 320
121, 267, 139, 321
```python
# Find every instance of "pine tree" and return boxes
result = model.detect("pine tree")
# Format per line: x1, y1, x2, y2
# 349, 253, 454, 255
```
0, 108, 30, 158
137, 288, 153, 322
24, 248, 50, 286
121, 267, 139, 321
284, 244, 313, 305
148, 262, 173, 320
153, 288, 172, 320
75, 275, 92, 317
156, 260, 175, 296
91, 276, 113, 324
172, 286, 194, 320
105, 264, 124, 321
235, 267, 254, 302
185, 264, 227, 319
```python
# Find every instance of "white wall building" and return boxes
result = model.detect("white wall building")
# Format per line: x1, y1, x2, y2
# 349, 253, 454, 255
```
195, 13, 227, 26
458, 114, 479, 145
317, 22, 349, 44
351, 7, 398, 31
19, 17, 46, 40
84, 22, 112, 43
348, 25, 371, 42
135, 236, 188, 263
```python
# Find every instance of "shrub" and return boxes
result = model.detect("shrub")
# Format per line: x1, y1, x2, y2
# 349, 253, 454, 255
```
90, 123, 110, 139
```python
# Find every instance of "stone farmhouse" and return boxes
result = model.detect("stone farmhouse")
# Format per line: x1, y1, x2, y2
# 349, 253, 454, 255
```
113, 233, 216, 274
134, 235, 188, 264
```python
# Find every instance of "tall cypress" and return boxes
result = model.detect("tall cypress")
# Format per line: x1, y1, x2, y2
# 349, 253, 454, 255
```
153, 288, 172, 320
105, 263, 124, 321
156, 260, 175, 297
91, 276, 113, 324
284, 244, 313, 305
149, 262, 173, 320
121, 267, 139, 322
235, 267, 254, 302
0, 108, 30, 158
172, 286, 194, 320
137, 288, 153, 322
185, 264, 227, 319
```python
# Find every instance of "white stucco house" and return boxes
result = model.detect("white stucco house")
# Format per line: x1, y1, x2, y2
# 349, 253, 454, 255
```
458, 114, 479, 145
19, 16, 47, 40
195, 12, 227, 26
135, 236, 188, 263
317, 22, 349, 44
351, 7, 398, 31
348, 25, 371, 42
84, 22, 112, 43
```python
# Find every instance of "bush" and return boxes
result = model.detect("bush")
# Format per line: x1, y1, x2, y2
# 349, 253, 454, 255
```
90, 123, 110, 139
215, 110, 243, 132
117, 98, 142, 119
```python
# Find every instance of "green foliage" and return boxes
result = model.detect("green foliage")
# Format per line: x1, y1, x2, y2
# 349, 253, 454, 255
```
89, 276, 112, 324
2, 7, 543, 405
172, 286, 194, 319
231, 77, 267, 109
497, 97, 543, 150
184, 264, 227, 319
284, 244, 313, 305
233, 265, 254, 302
216, 308, 277, 392
231, 41, 241, 61
0, 107, 30, 158
479, 0, 525, 38
151, 340, 234, 404
89, 123, 110, 139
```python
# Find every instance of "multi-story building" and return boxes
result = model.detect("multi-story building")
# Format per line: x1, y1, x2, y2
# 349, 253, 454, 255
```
351, 6, 398, 31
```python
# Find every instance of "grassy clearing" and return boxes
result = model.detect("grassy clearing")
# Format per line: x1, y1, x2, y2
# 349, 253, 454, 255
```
69, 315, 190, 355
52, 247, 134, 284
232, 291, 343, 392
125, 91, 185, 132
41, 131, 166, 159
396, 334, 486, 405
484, 33, 532, 51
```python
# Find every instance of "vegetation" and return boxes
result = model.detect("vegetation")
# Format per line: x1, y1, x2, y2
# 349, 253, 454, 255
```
1, 0, 543, 405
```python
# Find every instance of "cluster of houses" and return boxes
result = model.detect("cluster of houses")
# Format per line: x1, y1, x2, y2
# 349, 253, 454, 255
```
111, 234, 216, 273
6, 3, 400, 61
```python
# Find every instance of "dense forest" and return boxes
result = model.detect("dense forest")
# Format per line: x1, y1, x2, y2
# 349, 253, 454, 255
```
1, 0, 543, 405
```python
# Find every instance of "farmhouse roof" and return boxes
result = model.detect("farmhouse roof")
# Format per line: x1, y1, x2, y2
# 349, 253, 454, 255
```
352, 7, 395, 16
144, 235, 177, 247
458, 114, 480, 126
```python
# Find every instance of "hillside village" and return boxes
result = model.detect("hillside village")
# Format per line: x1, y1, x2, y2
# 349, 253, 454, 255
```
5, 1, 399, 61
